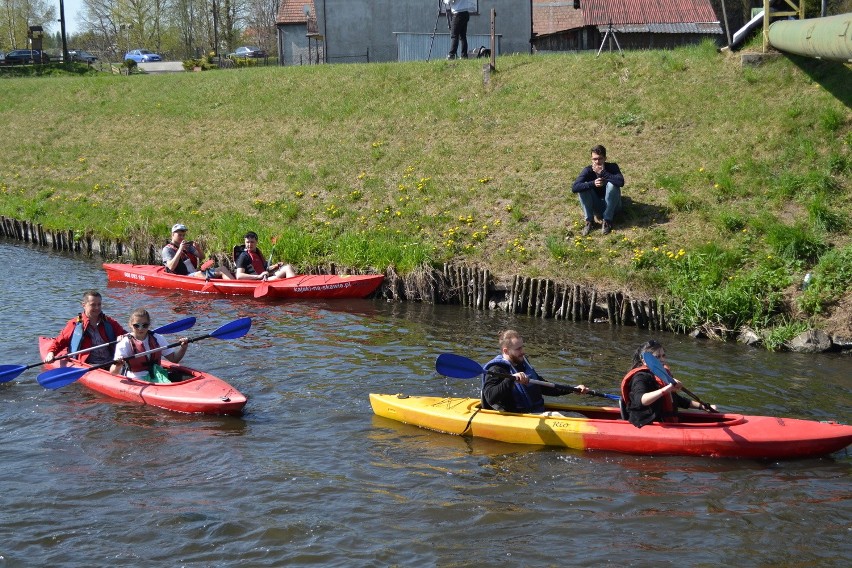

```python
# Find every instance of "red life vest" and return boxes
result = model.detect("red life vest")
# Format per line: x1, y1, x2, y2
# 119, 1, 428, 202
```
246, 249, 267, 275
125, 334, 162, 374
69, 313, 119, 363
621, 365, 677, 423
165, 242, 200, 275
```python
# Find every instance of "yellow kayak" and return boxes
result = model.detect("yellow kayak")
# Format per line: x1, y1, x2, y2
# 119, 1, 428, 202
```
369, 393, 852, 459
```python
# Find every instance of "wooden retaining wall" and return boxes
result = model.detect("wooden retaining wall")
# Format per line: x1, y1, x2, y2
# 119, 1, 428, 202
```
1, 216, 671, 331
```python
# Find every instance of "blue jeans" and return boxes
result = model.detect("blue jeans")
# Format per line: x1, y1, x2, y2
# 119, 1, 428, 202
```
578, 183, 622, 222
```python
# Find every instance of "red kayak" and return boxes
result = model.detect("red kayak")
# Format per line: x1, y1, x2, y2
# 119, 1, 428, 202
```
39, 337, 247, 415
103, 263, 385, 299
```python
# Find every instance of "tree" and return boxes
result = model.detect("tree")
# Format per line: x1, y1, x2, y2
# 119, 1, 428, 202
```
0, 0, 56, 50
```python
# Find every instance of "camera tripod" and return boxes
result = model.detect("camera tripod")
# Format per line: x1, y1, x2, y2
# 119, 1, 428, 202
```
427, 1, 450, 61
596, 20, 624, 57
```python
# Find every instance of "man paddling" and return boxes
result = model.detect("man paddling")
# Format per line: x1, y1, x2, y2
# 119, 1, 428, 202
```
481, 329, 589, 415
43, 290, 127, 365
162, 223, 234, 280
234, 231, 295, 280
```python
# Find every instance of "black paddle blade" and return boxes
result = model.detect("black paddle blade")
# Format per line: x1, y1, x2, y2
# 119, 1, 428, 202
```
435, 353, 485, 379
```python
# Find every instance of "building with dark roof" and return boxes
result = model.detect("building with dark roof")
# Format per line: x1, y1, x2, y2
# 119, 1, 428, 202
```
532, 0, 724, 52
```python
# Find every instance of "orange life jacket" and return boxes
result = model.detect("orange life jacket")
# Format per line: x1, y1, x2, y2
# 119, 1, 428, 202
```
621, 365, 677, 423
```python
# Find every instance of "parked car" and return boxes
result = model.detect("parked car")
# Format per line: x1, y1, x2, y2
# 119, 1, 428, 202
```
228, 46, 268, 59
68, 49, 98, 63
3, 49, 50, 64
124, 49, 162, 63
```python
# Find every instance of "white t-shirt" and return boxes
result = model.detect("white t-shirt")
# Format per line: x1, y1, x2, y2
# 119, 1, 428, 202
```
114, 333, 175, 379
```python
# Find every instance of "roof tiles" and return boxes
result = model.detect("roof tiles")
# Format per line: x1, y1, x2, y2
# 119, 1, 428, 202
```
278, 0, 315, 24
533, 0, 719, 35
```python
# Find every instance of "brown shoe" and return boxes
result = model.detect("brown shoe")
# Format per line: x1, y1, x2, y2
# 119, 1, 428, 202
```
602, 220, 613, 235
581, 221, 593, 236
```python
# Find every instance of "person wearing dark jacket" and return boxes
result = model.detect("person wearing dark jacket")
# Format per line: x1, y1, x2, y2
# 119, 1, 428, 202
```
572, 144, 625, 236
481, 329, 588, 414
621, 340, 714, 428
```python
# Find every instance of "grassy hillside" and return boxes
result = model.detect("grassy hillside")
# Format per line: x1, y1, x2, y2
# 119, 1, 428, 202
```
1, 43, 850, 346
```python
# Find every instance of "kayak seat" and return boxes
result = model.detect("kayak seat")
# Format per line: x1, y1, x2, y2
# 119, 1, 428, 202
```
233, 244, 245, 264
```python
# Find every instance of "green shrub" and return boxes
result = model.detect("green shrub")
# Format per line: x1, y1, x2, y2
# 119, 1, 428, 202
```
807, 195, 846, 233
764, 223, 827, 264
763, 319, 810, 351
716, 211, 746, 233
798, 244, 852, 315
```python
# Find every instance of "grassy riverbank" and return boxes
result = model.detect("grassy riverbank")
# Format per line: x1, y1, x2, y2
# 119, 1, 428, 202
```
1, 42, 850, 346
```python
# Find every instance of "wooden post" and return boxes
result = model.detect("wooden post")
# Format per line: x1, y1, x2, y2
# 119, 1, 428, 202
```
489, 9, 496, 71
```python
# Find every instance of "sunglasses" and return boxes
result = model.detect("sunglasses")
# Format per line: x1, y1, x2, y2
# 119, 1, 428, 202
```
132, 322, 150, 329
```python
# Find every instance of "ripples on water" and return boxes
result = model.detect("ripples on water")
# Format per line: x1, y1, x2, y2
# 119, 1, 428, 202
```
0, 241, 849, 567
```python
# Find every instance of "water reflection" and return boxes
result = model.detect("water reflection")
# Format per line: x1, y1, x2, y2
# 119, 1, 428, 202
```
1, 240, 850, 567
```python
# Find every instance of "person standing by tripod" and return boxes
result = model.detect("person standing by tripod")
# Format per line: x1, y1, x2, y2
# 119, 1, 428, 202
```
444, 0, 475, 60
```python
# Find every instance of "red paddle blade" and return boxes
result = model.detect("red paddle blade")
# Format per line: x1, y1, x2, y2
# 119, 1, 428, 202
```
253, 282, 271, 299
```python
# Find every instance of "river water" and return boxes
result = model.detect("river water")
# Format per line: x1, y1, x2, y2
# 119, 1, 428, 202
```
0, 241, 849, 567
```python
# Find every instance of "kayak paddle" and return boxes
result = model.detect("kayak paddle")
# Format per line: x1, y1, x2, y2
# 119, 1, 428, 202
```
36, 317, 252, 390
0, 316, 197, 384
641, 352, 718, 413
253, 279, 271, 299
435, 353, 621, 401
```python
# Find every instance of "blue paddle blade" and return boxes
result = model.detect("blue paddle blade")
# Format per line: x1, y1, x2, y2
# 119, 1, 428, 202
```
435, 353, 485, 379
642, 352, 674, 384
0, 364, 27, 383
154, 316, 196, 335
37, 366, 91, 390
592, 390, 623, 401
209, 317, 252, 340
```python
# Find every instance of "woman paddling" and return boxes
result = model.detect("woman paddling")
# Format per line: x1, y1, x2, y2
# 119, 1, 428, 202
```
621, 340, 716, 428
109, 309, 189, 383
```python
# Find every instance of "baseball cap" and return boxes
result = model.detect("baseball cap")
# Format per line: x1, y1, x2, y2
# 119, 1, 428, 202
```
171, 223, 188, 233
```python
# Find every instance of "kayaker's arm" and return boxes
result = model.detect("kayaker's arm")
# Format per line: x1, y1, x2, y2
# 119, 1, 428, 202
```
163, 337, 189, 364
482, 364, 521, 411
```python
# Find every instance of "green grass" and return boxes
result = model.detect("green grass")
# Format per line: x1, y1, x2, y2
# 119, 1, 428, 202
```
1, 42, 850, 339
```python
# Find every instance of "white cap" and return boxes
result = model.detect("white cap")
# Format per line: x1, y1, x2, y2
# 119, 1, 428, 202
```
171, 223, 188, 233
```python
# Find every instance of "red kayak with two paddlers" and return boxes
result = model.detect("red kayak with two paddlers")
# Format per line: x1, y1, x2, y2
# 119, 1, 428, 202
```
103, 263, 384, 300
36, 318, 251, 415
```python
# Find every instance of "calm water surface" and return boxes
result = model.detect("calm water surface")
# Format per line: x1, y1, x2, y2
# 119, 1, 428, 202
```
0, 241, 849, 567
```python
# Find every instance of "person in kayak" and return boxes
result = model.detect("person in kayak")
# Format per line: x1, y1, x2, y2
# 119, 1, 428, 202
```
43, 289, 127, 365
481, 329, 588, 414
234, 231, 295, 280
621, 340, 714, 428
162, 223, 234, 279
109, 309, 189, 383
